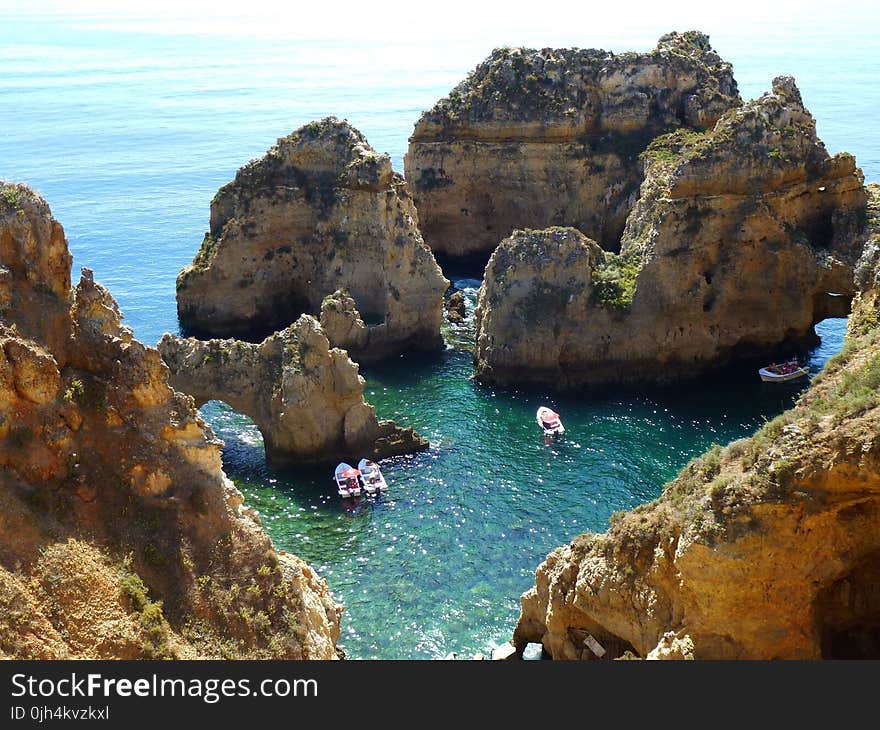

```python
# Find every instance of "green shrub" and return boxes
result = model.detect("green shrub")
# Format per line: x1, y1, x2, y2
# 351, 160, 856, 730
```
641, 129, 708, 167
699, 444, 723, 480
63, 379, 85, 404
831, 351, 880, 419
119, 570, 171, 658
591, 254, 641, 310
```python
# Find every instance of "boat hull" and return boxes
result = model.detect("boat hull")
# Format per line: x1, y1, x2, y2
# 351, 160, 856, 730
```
335, 462, 362, 498
758, 367, 808, 382
357, 458, 388, 495
536, 407, 564, 435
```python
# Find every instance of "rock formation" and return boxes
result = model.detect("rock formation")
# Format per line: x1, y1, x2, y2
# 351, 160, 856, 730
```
0, 182, 341, 659
850, 183, 880, 336
176, 117, 448, 362
319, 288, 369, 354
474, 77, 867, 389
512, 188, 880, 659
158, 317, 428, 467
444, 290, 467, 324
405, 31, 741, 260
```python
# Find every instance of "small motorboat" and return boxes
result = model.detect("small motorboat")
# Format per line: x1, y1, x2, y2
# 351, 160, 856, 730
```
536, 406, 565, 435
357, 458, 388, 495
334, 462, 362, 498
758, 358, 809, 383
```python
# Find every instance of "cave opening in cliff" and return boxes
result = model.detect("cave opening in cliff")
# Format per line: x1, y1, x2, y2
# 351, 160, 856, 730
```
815, 547, 880, 659
804, 208, 836, 250
253, 289, 315, 342
813, 295, 853, 324
181, 289, 316, 344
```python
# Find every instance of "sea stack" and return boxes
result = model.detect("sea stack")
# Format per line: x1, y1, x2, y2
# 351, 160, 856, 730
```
176, 117, 449, 361
405, 31, 740, 261
0, 182, 341, 659
158, 317, 429, 467
513, 188, 880, 659
473, 78, 867, 389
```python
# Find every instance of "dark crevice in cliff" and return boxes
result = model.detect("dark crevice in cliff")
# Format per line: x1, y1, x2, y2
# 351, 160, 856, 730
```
817, 548, 880, 659
180, 289, 315, 343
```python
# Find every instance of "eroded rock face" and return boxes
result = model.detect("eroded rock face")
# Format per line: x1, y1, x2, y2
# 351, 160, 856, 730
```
0, 183, 341, 659
474, 78, 867, 389
444, 290, 466, 324
176, 117, 448, 361
319, 289, 369, 354
474, 227, 606, 385
158, 316, 428, 466
850, 184, 880, 336
512, 200, 880, 660
405, 31, 740, 260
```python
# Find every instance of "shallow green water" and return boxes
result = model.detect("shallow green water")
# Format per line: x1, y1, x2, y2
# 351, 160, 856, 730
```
0, 10, 868, 661
208, 280, 846, 659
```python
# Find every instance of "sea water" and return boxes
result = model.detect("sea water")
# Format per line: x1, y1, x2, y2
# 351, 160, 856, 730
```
1, 7, 876, 658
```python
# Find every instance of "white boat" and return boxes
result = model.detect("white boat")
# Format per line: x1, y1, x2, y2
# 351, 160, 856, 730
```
758, 359, 809, 382
334, 462, 362, 498
357, 458, 388, 495
536, 406, 565, 435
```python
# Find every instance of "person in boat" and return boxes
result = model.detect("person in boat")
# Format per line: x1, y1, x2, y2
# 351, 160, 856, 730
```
540, 413, 559, 432
360, 461, 377, 485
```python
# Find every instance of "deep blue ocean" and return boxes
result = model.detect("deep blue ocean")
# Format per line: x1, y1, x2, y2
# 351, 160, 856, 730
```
1, 8, 877, 658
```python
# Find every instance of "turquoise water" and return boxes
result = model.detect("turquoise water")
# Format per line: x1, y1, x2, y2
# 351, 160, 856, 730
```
0, 8, 875, 658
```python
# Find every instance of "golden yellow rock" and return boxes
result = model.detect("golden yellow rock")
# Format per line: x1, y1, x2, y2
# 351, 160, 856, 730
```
158, 315, 429, 466
176, 117, 448, 362
513, 190, 880, 659
406, 31, 740, 260
474, 78, 867, 388
0, 184, 342, 659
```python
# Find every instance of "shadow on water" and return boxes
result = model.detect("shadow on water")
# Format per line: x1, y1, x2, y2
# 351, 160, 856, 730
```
206, 311, 848, 659
0, 9, 869, 662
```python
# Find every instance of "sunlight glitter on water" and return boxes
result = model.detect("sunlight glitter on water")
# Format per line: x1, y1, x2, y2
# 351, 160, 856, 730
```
205, 284, 847, 659
1, 11, 868, 659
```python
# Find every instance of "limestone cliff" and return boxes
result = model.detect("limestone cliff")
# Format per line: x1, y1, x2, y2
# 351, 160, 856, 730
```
158, 318, 428, 467
512, 187, 880, 660
176, 117, 448, 361
0, 183, 341, 659
850, 183, 880, 336
405, 31, 740, 260
474, 78, 867, 389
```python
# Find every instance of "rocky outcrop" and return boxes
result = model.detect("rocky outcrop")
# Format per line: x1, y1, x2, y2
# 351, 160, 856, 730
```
158, 317, 428, 467
512, 194, 880, 660
0, 182, 341, 659
444, 290, 467, 324
850, 183, 880, 336
176, 118, 448, 362
405, 31, 740, 260
474, 78, 867, 389
319, 289, 369, 354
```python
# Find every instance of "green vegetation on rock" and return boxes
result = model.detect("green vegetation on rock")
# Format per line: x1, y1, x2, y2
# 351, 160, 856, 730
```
0, 182, 44, 217
119, 568, 172, 659
591, 253, 641, 309
641, 128, 709, 168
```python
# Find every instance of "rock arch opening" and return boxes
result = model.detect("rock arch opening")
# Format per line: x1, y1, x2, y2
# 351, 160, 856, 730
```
816, 547, 880, 659
813, 293, 853, 323
200, 400, 266, 463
